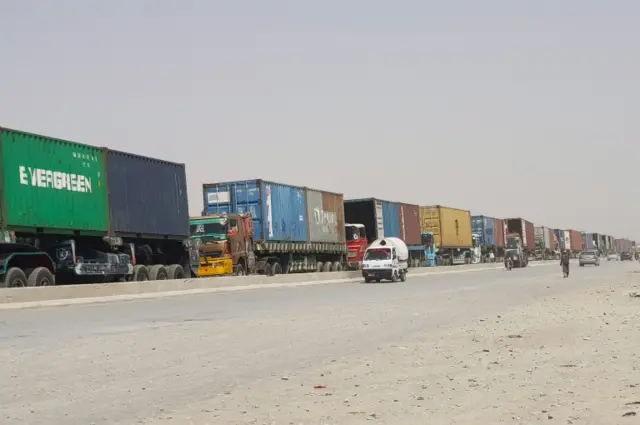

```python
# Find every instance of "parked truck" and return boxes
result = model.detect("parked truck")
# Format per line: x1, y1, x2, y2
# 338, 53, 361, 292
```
504, 218, 535, 267
344, 198, 429, 269
568, 230, 584, 253
420, 206, 474, 265
0, 126, 195, 288
472, 215, 498, 263
534, 226, 557, 260
200, 180, 347, 275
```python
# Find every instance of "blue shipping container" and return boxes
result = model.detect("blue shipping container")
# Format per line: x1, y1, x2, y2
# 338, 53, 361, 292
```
471, 215, 496, 246
382, 201, 400, 239
555, 229, 566, 250
585, 233, 596, 250
203, 179, 308, 242
107, 150, 189, 238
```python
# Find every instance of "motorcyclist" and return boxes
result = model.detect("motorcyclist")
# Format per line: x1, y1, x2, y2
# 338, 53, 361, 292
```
504, 251, 513, 270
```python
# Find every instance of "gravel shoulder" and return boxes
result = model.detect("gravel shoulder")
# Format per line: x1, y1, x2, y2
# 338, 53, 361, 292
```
147, 270, 640, 425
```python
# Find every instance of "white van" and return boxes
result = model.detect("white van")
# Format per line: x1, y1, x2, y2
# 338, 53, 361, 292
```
361, 237, 409, 283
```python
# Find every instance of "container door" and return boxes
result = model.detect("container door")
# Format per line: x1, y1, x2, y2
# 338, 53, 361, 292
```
520, 219, 527, 247
374, 200, 384, 239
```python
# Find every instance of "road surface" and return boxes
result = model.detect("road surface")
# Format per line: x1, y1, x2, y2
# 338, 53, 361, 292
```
0, 260, 636, 424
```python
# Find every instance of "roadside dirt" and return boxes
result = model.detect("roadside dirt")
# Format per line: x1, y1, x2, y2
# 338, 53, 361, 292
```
146, 272, 640, 425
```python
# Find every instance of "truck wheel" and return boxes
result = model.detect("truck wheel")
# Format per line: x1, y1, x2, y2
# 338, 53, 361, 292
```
322, 261, 332, 272
332, 261, 342, 272
235, 264, 246, 276
364, 277, 372, 283
264, 263, 274, 276
133, 265, 149, 282
2, 267, 28, 288
167, 264, 185, 280
316, 261, 323, 273
272, 262, 283, 275
149, 265, 168, 281
400, 271, 406, 282
27, 267, 55, 287
391, 272, 399, 283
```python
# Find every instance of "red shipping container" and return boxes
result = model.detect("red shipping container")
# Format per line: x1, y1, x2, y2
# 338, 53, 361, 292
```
397, 202, 421, 246
568, 229, 584, 252
494, 218, 506, 248
524, 220, 535, 250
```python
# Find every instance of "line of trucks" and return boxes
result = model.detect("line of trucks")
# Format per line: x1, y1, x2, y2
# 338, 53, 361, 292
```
0, 125, 635, 287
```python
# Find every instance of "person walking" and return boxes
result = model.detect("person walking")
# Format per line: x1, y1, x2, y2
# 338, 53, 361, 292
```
560, 249, 571, 278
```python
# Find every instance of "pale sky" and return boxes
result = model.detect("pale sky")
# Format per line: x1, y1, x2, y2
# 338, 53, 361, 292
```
1, 1, 638, 240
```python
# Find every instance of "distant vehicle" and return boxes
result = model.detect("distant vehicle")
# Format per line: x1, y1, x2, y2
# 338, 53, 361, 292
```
579, 251, 600, 267
620, 252, 633, 261
607, 253, 619, 261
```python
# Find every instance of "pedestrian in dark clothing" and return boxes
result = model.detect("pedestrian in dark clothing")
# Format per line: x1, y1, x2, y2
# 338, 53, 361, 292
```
560, 250, 570, 278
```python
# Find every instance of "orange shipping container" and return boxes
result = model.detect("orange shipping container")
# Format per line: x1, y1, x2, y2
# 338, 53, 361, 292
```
419, 205, 473, 249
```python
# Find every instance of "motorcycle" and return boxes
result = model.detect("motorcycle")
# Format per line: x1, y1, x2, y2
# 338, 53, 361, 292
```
505, 257, 513, 271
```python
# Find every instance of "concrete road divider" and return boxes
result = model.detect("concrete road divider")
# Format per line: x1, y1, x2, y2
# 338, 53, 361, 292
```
0, 271, 359, 306
0, 261, 557, 309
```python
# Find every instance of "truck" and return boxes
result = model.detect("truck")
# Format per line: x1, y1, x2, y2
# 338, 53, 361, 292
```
534, 226, 557, 260
189, 213, 255, 276
0, 126, 195, 288
344, 198, 428, 269
471, 215, 497, 262
361, 237, 409, 283
200, 180, 347, 275
419, 206, 474, 265
504, 218, 535, 267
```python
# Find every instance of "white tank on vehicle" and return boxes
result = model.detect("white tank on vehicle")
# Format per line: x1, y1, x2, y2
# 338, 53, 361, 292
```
367, 237, 409, 262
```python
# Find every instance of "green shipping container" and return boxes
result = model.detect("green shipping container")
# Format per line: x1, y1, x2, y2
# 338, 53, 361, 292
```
0, 128, 109, 233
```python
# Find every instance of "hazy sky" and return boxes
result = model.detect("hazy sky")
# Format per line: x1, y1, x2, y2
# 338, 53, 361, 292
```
1, 1, 638, 240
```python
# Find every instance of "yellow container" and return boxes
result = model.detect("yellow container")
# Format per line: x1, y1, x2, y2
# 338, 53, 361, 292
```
197, 256, 233, 277
419, 205, 472, 249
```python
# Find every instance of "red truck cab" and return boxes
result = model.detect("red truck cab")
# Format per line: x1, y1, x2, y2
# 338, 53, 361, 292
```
345, 223, 368, 269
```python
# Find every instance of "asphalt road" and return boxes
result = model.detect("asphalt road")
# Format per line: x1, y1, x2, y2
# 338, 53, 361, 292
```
0, 260, 636, 424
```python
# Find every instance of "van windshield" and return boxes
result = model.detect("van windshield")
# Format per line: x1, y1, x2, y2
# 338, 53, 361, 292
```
364, 248, 391, 260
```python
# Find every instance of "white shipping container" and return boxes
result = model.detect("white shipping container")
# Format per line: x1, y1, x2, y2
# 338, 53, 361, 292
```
564, 231, 572, 251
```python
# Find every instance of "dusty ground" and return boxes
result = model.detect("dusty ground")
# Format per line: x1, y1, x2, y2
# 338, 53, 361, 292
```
147, 271, 640, 425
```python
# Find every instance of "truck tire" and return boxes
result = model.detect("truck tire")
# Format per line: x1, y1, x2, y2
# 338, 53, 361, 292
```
322, 261, 332, 273
166, 264, 185, 280
316, 262, 323, 273
391, 271, 399, 283
332, 261, 342, 272
234, 264, 246, 276
272, 262, 283, 275
27, 267, 55, 287
132, 265, 149, 281
264, 263, 274, 276
400, 270, 407, 282
2, 267, 28, 288
364, 277, 372, 283
149, 265, 168, 281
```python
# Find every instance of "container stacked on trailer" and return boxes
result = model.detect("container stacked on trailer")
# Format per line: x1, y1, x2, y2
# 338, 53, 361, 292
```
420, 206, 474, 266
199, 180, 347, 275
534, 226, 556, 259
471, 215, 500, 262
0, 126, 193, 287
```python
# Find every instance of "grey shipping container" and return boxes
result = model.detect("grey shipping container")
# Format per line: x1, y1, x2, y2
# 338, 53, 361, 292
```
534, 226, 553, 250
107, 150, 189, 239
306, 188, 346, 243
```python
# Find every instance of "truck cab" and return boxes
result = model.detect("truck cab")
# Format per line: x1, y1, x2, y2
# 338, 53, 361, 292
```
505, 233, 528, 268
421, 232, 436, 267
345, 223, 367, 270
189, 213, 255, 277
